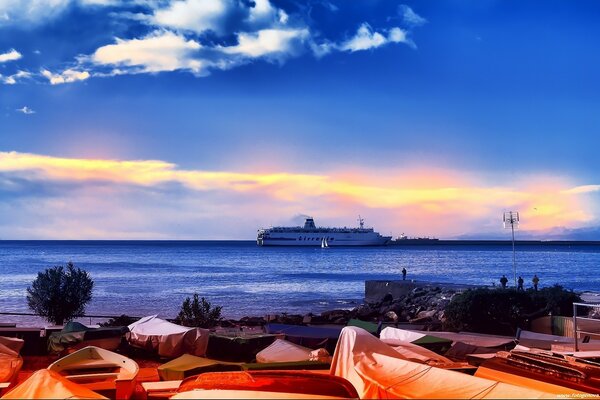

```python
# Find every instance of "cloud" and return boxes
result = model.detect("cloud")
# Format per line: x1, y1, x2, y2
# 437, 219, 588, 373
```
562, 185, 600, 195
221, 28, 309, 59
0, 1, 426, 84
0, 151, 597, 239
1, 70, 31, 84
41, 68, 90, 84
0, 0, 71, 25
340, 23, 410, 52
15, 106, 35, 114
398, 4, 427, 27
0, 49, 21, 62
151, 0, 288, 35
89, 30, 203, 74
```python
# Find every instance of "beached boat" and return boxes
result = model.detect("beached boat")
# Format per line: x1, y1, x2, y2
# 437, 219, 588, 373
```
174, 370, 359, 398
0, 341, 23, 394
257, 216, 391, 246
1, 369, 107, 399
47, 346, 139, 399
48, 321, 127, 354
331, 326, 562, 398
477, 350, 600, 393
128, 315, 210, 358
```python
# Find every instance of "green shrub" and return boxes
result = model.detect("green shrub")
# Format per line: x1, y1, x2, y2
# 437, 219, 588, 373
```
175, 294, 223, 328
530, 285, 581, 316
443, 288, 532, 335
99, 315, 138, 327
26, 262, 93, 325
443, 285, 581, 336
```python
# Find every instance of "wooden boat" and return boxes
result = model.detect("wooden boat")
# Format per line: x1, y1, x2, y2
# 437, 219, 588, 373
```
47, 346, 138, 399
478, 350, 600, 393
0, 342, 23, 395
175, 370, 359, 398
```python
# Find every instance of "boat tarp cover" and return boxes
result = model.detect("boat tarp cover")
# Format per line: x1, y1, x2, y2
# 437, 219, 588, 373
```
206, 334, 277, 362
241, 360, 330, 371
1, 369, 107, 399
265, 324, 342, 339
265, 324, 342, 353
128, 315, 209, 358
0, 343, 22, 384
48, 322, 128, 354
346, 319, 378, 334
0, 337, 24, 354
330, 326, 558, 399
157, 354, 243, 380
171, 389, 344, 399
380, 326, 453, 346
256, 339, 318, 363
475, 365, 587, 395
388, 341, 453, 364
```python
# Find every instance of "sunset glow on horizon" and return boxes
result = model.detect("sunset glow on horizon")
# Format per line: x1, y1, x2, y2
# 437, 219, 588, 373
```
1, 151, 597, 239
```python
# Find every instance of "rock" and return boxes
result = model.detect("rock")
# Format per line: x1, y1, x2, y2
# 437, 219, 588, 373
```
416, 309, 436, 320
385, 311, 398, 322
302, 314, 312, 324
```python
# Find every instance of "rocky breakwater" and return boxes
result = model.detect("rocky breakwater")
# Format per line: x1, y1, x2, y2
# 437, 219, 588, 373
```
350, 285, 460, 329
232, 285, 462, 331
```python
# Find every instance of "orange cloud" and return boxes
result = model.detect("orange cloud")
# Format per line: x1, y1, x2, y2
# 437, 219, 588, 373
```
0, 151, 596, 238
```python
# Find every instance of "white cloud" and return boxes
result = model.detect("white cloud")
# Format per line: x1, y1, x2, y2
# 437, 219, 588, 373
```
2, 70, 32, 84
41, 68, 90, 84
0, 49, 22, 62
222, 28, 309, 58
399, 4, 427, 27
0, 0, 71, 25
16, 106, 35, 114
340, 24, 386, 52
151, 0, 289, 35
152, 0, 231, 34
340, 24, 411, 52
90, 30, 203, 74
562, 185, 600, 195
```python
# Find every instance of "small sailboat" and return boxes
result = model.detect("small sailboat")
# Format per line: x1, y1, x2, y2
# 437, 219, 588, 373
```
47, 346, 139, 399
321, 238, 329, 248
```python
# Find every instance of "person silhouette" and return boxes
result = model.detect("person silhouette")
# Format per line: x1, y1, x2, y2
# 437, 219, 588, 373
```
532, 274, 539, 291
402, 267, 407, 281
517, 276, 524, 291
500, 275, 508, 288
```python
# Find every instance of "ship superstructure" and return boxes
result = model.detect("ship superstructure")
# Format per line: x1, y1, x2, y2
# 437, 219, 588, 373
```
257, 217, 391, 246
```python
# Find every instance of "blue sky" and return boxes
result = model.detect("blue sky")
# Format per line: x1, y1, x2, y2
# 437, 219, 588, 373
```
1, 0, 600, 239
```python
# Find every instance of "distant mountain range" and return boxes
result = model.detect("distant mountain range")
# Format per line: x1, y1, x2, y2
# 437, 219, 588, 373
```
456, 226, 600, 241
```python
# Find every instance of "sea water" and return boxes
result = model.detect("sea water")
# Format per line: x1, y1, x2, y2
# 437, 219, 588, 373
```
0, 240, 599, 325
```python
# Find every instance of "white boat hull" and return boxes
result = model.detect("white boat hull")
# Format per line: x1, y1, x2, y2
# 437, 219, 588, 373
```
258, 232, 390, 246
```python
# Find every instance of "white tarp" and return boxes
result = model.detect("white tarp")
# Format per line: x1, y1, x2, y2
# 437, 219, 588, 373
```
379, 327, 427, 343
256, 339, 330, 363
128, 315, 209, 358
330, 326, 561, 399
381, 327, 514, 348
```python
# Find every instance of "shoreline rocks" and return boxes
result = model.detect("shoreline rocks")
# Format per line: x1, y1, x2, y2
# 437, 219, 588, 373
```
233, 286, 461, 331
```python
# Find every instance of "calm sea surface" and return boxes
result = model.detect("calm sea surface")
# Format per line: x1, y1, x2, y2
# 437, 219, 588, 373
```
1, 241, 599, 325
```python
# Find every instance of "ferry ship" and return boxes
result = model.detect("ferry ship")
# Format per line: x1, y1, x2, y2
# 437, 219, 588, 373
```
257, 217, 391, 246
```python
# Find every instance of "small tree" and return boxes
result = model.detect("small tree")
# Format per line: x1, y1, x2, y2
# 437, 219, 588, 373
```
176, 294, 222, 328
26, 262, 94, 325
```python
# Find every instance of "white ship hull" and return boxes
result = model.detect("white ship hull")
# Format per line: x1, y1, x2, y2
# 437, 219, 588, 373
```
257, 219, 391, 247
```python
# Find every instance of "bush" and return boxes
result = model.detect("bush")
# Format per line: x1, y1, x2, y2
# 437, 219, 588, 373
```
443, 285, 581, 336
99, 315, 138, 327
26, 262, 94, 325
175, 294, 223, 328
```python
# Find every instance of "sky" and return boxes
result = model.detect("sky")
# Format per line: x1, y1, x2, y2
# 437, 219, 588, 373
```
1, 0, 600, 240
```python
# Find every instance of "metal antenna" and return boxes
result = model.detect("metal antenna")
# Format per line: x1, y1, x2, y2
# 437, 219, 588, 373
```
503, 211, 519, 288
